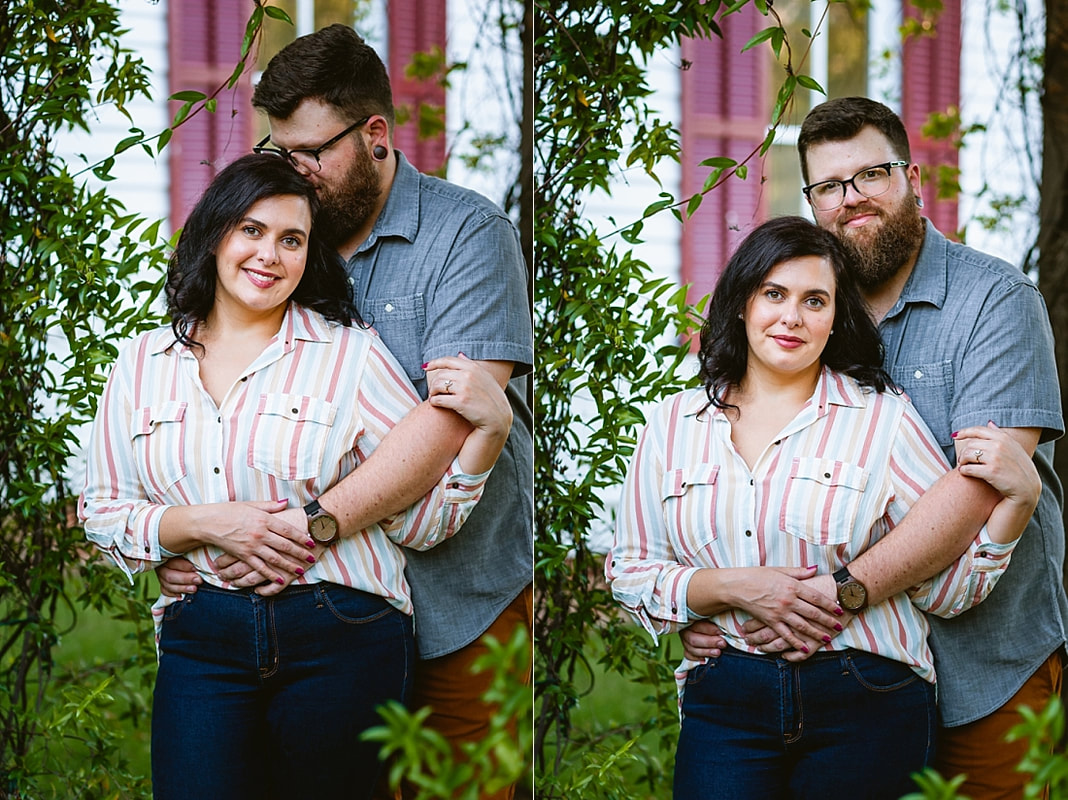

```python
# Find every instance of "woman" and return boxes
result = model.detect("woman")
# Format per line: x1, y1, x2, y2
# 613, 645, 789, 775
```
606, 216, 1039, 799
79, 154, 511, 799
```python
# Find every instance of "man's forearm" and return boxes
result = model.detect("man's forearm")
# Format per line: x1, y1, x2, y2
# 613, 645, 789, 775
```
318, 401, 472, 537
848, 468, 1000, 605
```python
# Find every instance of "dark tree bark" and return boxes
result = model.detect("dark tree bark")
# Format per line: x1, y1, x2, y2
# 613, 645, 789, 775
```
1037, 0, 1068, 581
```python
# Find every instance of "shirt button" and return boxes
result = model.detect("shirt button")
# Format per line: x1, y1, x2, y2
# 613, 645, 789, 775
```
914, 369, 924, 379
749, 479, 754, 486
745, 530, 752, 537
385, 303, 394, 312
671, 605, 678, 614
824, 472, 831, 479
449, 482, 459, 489
291, 407, 299, 414
213, 467, 220, 474
144, 546, 150, 553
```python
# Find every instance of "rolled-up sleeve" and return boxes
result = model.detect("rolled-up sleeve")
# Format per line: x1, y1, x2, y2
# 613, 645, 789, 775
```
78, 338, 167, 579
607, 403, 698, 641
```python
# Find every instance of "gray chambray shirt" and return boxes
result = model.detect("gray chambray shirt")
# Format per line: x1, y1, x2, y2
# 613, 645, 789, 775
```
879, 220, 1066, 726
346, 151, 533, 659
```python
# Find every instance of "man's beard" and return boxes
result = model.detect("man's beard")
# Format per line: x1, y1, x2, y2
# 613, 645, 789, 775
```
835, 196, 925, 288
315, 138, 382, 247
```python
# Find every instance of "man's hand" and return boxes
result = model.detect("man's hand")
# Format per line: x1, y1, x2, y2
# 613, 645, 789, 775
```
157, 557, 201, 597
680, 620, 729, 660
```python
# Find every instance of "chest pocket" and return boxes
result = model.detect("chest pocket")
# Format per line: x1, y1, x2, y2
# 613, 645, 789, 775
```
130, 402, 188, 495
779, 458, 869, 546
661, 464, 720, 560
892, 360, 954, 449
363, 294, 427, 384
248, 394, 337, 481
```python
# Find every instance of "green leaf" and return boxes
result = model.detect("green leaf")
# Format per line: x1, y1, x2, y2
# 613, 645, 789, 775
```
741, 27, 778, 53
698, 156, 736, 169
168, 90, 206, 102
797, 74, 826, 94
263, 5, 293, 22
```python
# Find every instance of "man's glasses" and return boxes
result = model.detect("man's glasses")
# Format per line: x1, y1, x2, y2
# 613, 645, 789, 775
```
802, 161, 909, 211
253, 116, 371, 173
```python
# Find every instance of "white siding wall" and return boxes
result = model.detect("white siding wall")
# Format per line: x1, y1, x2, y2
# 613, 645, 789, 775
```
959, 0, 1043, 269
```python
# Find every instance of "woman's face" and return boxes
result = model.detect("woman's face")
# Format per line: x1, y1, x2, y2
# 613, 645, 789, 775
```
742, 255, 837, 383
213, 194, 311, 319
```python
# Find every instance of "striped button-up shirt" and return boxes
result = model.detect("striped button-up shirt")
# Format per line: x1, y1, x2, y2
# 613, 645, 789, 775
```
80, 304, 489, 623
608, 367, 1016, 685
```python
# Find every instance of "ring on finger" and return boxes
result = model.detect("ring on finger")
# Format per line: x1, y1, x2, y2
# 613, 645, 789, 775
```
443, 379, 454, 393
973, 448, 983, 464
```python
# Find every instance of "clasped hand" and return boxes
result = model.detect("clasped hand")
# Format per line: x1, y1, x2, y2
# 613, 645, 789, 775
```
681, 569, 848, 662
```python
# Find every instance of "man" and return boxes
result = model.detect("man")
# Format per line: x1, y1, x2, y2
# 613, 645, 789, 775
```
159, 25, 532, 799
683, 96, 1066, 798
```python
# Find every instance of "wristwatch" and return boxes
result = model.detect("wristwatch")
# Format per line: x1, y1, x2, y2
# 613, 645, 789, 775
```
304, 499, 339, 546
833, 566, 868, 613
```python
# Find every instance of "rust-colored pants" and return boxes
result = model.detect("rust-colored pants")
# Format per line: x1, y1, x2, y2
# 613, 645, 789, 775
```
935, 649, 1064, 800
374, 586, 533, 800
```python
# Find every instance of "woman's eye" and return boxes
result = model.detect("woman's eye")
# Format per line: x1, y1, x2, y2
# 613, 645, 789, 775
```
806, 297, 825, 308
282, 236, 302, 248
765, 290, 782, 300
242, 225, 260, 236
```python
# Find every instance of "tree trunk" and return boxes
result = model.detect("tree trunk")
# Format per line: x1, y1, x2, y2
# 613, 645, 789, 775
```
1037, 0, 1068, 582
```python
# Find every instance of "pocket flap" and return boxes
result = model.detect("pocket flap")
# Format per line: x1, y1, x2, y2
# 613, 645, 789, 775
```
131, 402, 187, 437
790, 458, 868, 491
662, 465, 720, 499
257, 394, 337, 426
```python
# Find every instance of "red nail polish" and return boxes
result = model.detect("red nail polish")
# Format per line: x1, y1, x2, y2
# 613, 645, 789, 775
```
421, 362, 428, 369
295, 567, 304, 576
275, 578, 284, 585
306, 540, 315, 548
951, 431, 958, 438
822, 635, 832, 643
834, 606, 844, 616
306, 554, 316, 564
800, 645, 810, 654
834, 623, 843, 632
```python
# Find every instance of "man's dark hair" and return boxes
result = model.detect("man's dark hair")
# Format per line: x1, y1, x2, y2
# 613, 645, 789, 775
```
797, 97, 912, 184
165, 154, 358, 350
253, 24, 396, 133
698, 216, 891, 412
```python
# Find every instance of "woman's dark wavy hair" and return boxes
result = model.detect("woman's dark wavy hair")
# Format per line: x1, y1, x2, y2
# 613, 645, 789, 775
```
698, 215, 892, 411
165, 153, 358, 349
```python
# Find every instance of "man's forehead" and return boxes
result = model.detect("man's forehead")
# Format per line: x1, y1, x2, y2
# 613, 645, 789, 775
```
806, 129, 897, 179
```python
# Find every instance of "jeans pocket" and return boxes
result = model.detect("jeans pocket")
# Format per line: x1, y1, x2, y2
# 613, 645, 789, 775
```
843, 652, 921, 692
318, 584, 396, 625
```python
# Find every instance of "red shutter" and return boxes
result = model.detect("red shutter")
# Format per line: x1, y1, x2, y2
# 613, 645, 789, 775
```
387, 0, 447, 173
901, 0, 961, 238
680, 14, 771, 310
168, 0, 256, 228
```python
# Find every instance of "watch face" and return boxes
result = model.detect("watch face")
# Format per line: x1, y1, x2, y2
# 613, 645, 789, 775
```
840, 581, 867, 611
309, 514, 338, 543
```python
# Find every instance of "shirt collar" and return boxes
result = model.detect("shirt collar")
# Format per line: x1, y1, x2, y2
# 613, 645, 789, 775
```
157, 302, 334, 358
682, 365, 868, 420
890, 219, 948, 315
359, 149, 420, 250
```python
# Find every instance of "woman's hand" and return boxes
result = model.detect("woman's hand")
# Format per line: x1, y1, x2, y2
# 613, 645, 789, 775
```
954, 422, 1040, 543
159, 500, 318, 588
688, 565, 845, 656
425, 354, 512, 474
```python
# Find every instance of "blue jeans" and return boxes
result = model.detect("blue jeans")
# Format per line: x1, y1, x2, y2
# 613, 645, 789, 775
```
151, 582, 414, 800
673, 646, 937, 800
